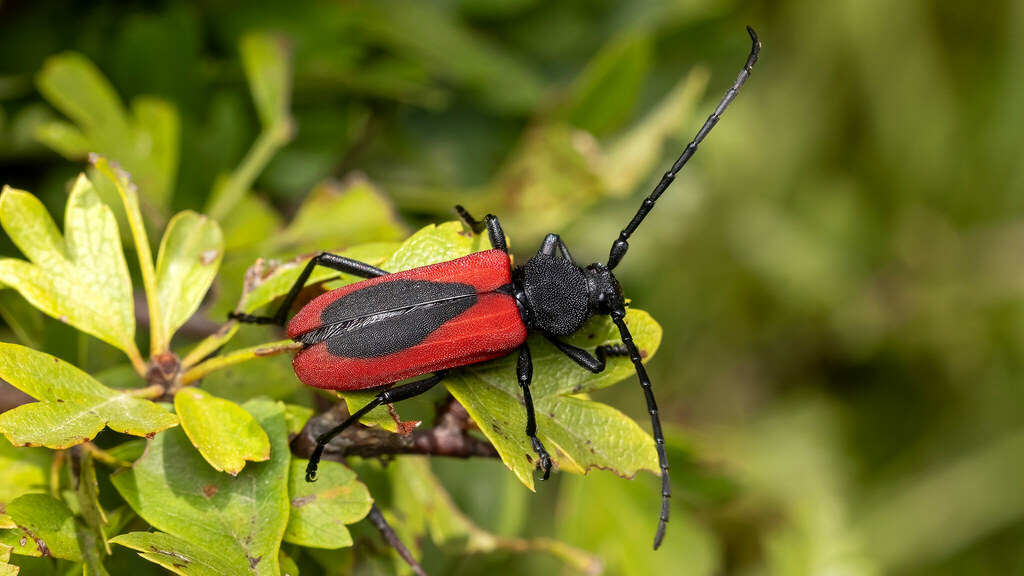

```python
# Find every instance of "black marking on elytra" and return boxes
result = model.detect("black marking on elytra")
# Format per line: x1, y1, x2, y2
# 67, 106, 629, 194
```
299, 279, 478, 358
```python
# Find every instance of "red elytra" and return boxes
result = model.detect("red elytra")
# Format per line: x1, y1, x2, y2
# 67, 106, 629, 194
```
287, 249, 527, 390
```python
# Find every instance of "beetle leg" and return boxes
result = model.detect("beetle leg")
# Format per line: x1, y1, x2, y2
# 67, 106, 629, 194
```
454, 205, 508, 253
516, 343, 552, 480
608, 308, 671, 550
230, 252, 389, 326
305, 371, 447, 482
542, 333, 628, 373
538, 234, 574, 261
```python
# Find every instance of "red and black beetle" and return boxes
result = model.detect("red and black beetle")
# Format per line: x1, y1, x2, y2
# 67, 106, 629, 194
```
231, 27, 760, 549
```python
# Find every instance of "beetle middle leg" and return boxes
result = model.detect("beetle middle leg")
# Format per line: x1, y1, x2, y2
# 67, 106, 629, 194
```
517, 343, 553, 479
230, 252, 389, 326
306, 370, 448, 482
455, 205, 508, 253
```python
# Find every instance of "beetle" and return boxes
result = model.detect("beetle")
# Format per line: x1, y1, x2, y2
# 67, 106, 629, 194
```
231, 27, 759, 549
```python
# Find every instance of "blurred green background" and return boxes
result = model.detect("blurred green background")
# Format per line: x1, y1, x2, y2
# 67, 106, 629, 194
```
2, 0, 1022, 574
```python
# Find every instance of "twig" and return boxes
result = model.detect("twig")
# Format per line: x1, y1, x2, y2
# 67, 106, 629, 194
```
290, 398, 498, 461
366, 503, 429, 576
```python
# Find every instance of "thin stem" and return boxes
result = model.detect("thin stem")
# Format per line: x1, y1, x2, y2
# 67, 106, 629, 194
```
181, 338, 300, 385
207, 120, 294, 221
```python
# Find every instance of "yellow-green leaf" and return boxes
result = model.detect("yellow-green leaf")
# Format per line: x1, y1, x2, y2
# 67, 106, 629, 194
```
0, 442, 50, 505
111, 399, 289, 575
0, 181, 142, 367
156, 211, 223, 343
0, 543, 15, 576
110, 532, 245, 576
174, 388, 270, 475
556, 32, 653, 137
284, 460, 372, 549
274, 176, 408, 255
0, 343, 179, 449
446, 310, 663, 490
0, 494, 81, 560
240, 33, 292, 130
92, 156, 164, 356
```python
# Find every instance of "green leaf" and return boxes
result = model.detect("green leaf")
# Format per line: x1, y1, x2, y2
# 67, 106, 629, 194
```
445, 310, 663, 490
35, 52, 179, 208
111, 399, 290, 575
174, 388, 271, 475
0, 442, 50, 505
278, 549, 299, 576
557, 33, 653, 137
155, 211, 224, 343
0, 343, 178, 449
337, 389, 401, 432
92, 156, 165, 356
35, 120, 89, 157
379, 221, 489, 272
0, 494, 81, 560
274, 177, 408, 255
0, 291, 46, 349
368, 0, 542, 112
110, 532, 244, 576
283, 404, 314, 438
0, 543, 16, 576
0, 182, 143, 368
235, 242, 399, 316
283, 460, 372, 549
492, 123, 606, 238
220, 195, 284, 254
240, 33, 292, 130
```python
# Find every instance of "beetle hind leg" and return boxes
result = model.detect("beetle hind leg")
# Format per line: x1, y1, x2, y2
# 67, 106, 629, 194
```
305, 371, 447, 482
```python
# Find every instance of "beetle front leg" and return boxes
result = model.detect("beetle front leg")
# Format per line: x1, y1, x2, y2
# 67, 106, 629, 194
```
230, 252, 389, 326
306, 371, 447, 482
517, 343, 552, 480
538, 233, 574, 261
543, 333, 628, 373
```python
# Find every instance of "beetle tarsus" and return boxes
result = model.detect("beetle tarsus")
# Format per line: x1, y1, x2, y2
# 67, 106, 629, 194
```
531, 436, 553, 480
305, 445, 324, 482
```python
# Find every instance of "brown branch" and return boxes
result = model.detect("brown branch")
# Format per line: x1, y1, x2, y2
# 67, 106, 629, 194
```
290, 397, 498, 462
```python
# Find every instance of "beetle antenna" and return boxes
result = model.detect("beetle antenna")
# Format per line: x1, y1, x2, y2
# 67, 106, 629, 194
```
610, 307, 671, 549
607, 26, 760, 270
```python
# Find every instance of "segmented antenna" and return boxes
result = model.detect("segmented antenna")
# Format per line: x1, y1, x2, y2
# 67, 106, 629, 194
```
607, 27, 761, 271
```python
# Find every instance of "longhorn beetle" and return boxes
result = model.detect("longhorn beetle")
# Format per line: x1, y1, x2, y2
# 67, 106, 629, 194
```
231, 27, 760, 549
